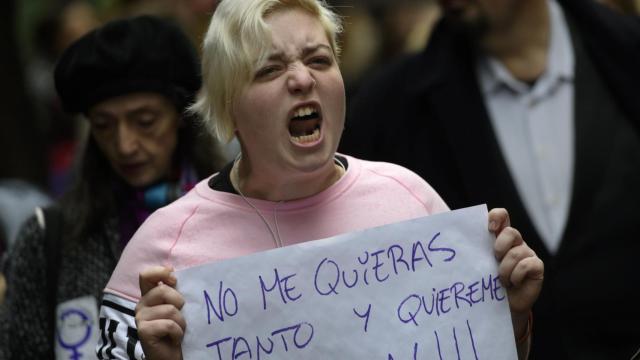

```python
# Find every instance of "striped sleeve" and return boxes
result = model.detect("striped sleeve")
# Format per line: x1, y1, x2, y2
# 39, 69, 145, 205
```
96, 293, 143, 359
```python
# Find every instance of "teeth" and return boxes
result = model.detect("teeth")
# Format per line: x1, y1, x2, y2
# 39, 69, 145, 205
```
293, 106, 317, 119
291, 127, 320, 144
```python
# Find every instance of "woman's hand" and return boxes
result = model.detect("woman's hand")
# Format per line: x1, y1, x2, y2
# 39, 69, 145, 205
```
489, 208, 544, 358
135, 266, 185, 360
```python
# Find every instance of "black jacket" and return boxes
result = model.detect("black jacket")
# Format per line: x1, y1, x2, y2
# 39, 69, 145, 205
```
341, 1, 640, 358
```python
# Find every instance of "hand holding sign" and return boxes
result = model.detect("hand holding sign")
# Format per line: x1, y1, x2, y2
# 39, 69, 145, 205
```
490, 208, 544, 314
136, 266, 185, 360
489, 208, 544, 356
135, 206, 543, 360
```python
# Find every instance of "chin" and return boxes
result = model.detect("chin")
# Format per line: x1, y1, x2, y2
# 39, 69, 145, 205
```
122, 175, 154, 188
290, 151, 335, 174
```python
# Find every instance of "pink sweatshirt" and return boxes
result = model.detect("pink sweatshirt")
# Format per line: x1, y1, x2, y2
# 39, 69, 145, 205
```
105, 156, 449, 301
97, 156, 449, 359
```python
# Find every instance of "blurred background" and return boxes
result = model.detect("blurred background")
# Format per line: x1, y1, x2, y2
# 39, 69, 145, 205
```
0, 0, 638, 199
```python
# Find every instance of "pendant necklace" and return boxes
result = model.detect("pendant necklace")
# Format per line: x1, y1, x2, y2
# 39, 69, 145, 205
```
230, 155, 346, 249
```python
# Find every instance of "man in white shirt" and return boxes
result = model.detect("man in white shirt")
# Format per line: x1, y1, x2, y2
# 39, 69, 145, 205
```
341, 0, 640, 358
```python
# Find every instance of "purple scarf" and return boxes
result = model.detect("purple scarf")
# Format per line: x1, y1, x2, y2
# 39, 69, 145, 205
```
117, 163, 198, 249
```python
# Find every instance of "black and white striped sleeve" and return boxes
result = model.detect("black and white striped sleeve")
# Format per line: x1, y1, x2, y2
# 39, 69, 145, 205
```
96, 293, 144, 360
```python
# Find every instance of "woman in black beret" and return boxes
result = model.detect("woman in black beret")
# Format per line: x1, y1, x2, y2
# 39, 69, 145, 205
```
0, 15, 223, 359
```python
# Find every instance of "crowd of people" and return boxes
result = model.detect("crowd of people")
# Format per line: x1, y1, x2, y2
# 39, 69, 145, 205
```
0, 0, 638, 359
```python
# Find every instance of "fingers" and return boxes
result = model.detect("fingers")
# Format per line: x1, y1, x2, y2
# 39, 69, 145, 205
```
489, 208, 544, 322
136, 266, 185, 358
137, 318, 185, 347
137, 282, 185, 309
505, 254, 544, 315
140, 266, 177, 296
509, 256, 544, 287
136, 303, 187, 331
490, 208, 544, 285
494, 226, 524, 261
497, 241, 536, 287
488, 208, 510, 234
135, 281, 187, 352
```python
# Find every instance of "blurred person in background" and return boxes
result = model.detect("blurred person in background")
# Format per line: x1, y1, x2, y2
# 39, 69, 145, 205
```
0, 180, 52, 255
341, 0, 640, 358
0, 223, 6, 305
0, 16, 223, 359
335, 0, 442, 99
0, 181, 52, 306
0, 0, 47, 188
598, 0, 640, 14
0, 179, 52, 304
99, 0, 245, 161
0, 0, 54, 308
25, 0, 101, 196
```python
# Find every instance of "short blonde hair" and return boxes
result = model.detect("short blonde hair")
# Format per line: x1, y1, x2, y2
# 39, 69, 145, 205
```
190, 0, 343, 143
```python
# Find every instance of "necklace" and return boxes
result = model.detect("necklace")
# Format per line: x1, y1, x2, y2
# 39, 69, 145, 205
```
230, 155, 346, 248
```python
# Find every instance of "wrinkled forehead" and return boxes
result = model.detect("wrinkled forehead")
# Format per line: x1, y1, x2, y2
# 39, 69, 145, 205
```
251, 6, 333, 67
263, 10, 329, 57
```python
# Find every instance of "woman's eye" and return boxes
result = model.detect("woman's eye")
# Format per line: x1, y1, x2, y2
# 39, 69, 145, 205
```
309, 56, 332, 67
255, 65, 281, 79
137, 116, 156, 128
133, 111, 158, 128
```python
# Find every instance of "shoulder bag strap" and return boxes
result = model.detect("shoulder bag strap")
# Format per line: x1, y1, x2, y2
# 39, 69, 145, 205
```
36, 206, 63, 356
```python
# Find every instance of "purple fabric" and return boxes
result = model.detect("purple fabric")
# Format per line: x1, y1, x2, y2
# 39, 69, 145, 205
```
118, 190, 151, 249
117, 163, 198, 248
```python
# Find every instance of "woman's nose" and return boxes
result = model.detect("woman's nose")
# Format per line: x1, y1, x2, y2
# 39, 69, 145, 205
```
116, 123, 139, 156
287, 63, 316, 94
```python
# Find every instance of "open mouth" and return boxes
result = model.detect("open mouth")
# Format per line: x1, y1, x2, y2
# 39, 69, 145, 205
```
288, 104, 321, 145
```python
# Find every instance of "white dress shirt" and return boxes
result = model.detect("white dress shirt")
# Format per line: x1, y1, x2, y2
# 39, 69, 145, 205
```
476, 0, 574, 253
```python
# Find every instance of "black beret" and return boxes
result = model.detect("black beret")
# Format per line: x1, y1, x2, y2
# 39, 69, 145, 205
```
54, 15, 201, 114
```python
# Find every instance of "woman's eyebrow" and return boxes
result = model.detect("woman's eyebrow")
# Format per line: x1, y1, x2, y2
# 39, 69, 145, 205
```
301, 44, 332, 57
266, 43, 332, 62
127, 106, 156, 116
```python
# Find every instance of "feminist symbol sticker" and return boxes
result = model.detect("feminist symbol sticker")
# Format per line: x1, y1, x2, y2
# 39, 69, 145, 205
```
55, 296, 99, 360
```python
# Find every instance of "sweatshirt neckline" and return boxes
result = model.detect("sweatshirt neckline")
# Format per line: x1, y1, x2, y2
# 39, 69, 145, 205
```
195, 154, 359, 212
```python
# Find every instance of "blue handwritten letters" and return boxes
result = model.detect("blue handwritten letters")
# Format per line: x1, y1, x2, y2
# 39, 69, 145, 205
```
176, 205, 518, 359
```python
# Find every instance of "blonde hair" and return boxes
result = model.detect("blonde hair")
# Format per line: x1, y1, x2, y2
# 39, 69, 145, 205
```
190, 0, 343, 143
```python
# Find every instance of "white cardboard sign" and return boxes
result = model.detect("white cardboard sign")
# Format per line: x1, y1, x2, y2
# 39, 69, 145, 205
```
176, 205, 517, 359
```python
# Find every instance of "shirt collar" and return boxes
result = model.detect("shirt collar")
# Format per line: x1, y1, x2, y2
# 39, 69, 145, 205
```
478, 0, 575, 95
